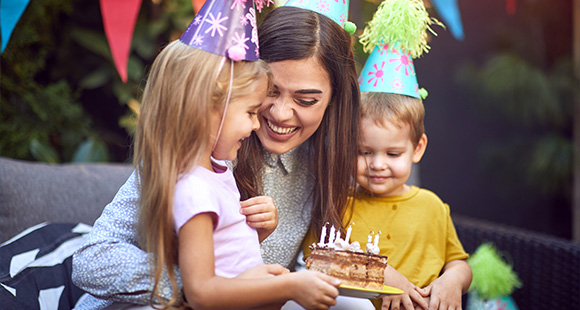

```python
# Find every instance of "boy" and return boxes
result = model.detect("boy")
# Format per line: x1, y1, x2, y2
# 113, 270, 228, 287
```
347, 91, 472, 310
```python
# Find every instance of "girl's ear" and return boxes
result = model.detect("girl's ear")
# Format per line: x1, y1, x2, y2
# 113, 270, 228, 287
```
412, 134, 428, 163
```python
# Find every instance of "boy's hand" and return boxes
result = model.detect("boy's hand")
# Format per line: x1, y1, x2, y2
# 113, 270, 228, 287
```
415, 259, 471, 310
382, 266, 428, 310
240, 196, 278, 242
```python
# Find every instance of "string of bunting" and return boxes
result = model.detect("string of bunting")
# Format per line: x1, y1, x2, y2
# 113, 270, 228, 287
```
1, 0, 473, 83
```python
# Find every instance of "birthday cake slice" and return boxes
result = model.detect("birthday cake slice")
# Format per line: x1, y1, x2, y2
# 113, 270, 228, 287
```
305, 226, 388, 290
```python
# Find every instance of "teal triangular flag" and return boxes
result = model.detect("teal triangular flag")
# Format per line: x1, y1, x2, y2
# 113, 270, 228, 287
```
431, 0, 464, 40
1, 0, 31, 53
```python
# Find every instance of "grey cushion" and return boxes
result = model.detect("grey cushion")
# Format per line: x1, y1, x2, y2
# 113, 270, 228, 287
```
0, 157, 133, 243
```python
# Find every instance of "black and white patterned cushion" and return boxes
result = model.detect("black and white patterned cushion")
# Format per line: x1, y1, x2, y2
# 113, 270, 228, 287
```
0, 223, 91, 310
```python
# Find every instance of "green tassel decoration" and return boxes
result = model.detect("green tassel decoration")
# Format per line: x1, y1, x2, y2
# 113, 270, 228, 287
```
467, 243, 522, 299
359, 0, 444, 58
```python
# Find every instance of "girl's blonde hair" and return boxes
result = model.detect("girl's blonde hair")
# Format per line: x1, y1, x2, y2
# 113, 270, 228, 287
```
360, 91, 425, 147
133, 40, 270, 309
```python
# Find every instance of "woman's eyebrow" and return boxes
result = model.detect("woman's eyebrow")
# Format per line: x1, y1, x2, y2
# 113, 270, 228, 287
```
295, 89, 323, 94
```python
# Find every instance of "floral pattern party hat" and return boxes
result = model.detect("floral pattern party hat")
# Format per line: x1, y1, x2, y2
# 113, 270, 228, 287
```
180, 0, 261, 61
284, 0, 356, 33
358, 0, 443, 99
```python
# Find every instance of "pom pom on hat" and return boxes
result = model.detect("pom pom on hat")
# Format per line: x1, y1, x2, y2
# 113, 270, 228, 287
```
344, 21, 357, 34
359, 0, 444, 59
227, 45, 246, 61
468, 243, 522, 299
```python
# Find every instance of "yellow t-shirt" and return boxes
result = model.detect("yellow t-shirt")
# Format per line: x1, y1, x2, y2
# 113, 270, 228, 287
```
303, 186, 468, 288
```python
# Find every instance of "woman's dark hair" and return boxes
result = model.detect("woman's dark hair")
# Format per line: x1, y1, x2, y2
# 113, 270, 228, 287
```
235, 6, 360, 238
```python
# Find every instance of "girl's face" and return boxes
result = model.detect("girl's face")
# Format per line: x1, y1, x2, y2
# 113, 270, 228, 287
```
256, 56, 332, 155
212, 76, 269, 161
356, 117, 427, 197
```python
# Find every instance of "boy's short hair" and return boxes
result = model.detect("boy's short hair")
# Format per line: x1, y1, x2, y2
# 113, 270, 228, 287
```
360, 92, 425, 147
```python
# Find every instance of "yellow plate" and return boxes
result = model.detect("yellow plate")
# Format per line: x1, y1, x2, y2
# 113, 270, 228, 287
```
338, 284, 404, 299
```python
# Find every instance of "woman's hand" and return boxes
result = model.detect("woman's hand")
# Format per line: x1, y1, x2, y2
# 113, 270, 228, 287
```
240, 196, 278, 242
288, 270, 340, 310
382, 266, 428, 310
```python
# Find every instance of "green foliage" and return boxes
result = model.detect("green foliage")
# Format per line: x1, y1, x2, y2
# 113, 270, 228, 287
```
1, 0, 196, 163
457, 48, 576, 197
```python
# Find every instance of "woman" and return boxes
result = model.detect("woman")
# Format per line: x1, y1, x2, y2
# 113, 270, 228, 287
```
72, 5, 360, 309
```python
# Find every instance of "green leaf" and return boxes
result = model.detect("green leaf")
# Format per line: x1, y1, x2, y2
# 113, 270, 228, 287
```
127, 56, 145, 82
72, 138, 109, 163
30, 139, 60, 164
79, 68, 111, 89
69, 28, 112, 60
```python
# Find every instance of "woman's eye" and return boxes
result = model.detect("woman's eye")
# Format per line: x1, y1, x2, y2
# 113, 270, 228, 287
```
267, 90, 279, 97
297, 99, 318, 106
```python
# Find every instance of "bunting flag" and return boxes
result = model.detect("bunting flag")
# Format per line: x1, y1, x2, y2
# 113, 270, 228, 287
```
192, 0, 206, 13
1, 0, 31, 53
100, 0, 142, 83
430, 0, 464, 40
505, 0, 517, 15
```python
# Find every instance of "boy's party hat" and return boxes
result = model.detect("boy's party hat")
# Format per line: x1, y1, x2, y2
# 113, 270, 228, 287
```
358, 0, 443, 99
180, 0, 260, 61
284, 0, 357, 33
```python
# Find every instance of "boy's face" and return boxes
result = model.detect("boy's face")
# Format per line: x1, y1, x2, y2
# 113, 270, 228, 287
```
357, 117, 427, 197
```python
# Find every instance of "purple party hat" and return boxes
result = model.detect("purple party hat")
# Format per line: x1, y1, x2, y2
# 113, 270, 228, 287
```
180, 0, 260, 61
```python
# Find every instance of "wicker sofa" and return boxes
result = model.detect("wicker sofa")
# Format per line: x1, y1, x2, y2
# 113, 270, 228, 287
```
453, 215, 580, 309
1, 156, 579, 309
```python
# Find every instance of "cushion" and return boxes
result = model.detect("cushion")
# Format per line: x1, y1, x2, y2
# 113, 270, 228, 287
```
0, 157, 133, 242
0, 223, 91, 310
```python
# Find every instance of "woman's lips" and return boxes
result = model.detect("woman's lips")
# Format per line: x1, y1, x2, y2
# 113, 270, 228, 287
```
262, 118, 299, 142
267, 119, 298, 134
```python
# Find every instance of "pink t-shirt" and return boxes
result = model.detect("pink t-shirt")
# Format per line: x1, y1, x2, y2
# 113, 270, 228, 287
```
173, 161, 263, 278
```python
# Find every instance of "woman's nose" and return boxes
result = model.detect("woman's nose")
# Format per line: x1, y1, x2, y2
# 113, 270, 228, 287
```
268, 97, 293, 122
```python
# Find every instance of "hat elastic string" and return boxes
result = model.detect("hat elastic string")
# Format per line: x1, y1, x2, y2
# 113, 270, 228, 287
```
212, 57, 234, 152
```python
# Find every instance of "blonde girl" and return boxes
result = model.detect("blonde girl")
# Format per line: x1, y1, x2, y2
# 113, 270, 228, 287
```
133, 39, 340, 310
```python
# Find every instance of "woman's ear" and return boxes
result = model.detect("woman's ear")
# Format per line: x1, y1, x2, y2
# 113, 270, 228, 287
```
412, 134, 428, 163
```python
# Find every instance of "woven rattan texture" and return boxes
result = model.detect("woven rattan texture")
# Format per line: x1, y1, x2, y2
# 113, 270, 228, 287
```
454, 215, 580, 310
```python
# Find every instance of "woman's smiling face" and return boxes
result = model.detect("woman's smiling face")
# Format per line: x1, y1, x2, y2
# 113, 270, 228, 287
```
256, 56, 332, 154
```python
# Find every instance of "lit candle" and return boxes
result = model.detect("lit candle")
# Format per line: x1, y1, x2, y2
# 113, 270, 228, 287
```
367, 232, 373, 244
328, 225, 336, 244
319, 223, 327, 245
336, 231, 341, 242
374, 232, 380, 247
345, 224, 352, 244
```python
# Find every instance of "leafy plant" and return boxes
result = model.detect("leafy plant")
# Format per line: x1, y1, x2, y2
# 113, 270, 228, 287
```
457, 50, 576, 197
1, 0, 197, 163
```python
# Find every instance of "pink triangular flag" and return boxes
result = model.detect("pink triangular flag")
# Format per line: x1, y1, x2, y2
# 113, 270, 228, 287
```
192, 0, 206, 13
100, 0, 142, 83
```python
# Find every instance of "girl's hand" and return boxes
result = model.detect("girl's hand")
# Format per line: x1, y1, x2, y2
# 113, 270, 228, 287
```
240, 196, 278, 242
382, 266, 428, 310
289, 270, 340, 310
236, 264, 290, 280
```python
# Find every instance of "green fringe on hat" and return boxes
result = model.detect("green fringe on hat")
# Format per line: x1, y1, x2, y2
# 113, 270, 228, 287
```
467, 243, 522, 299
359, 0, 444, 59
